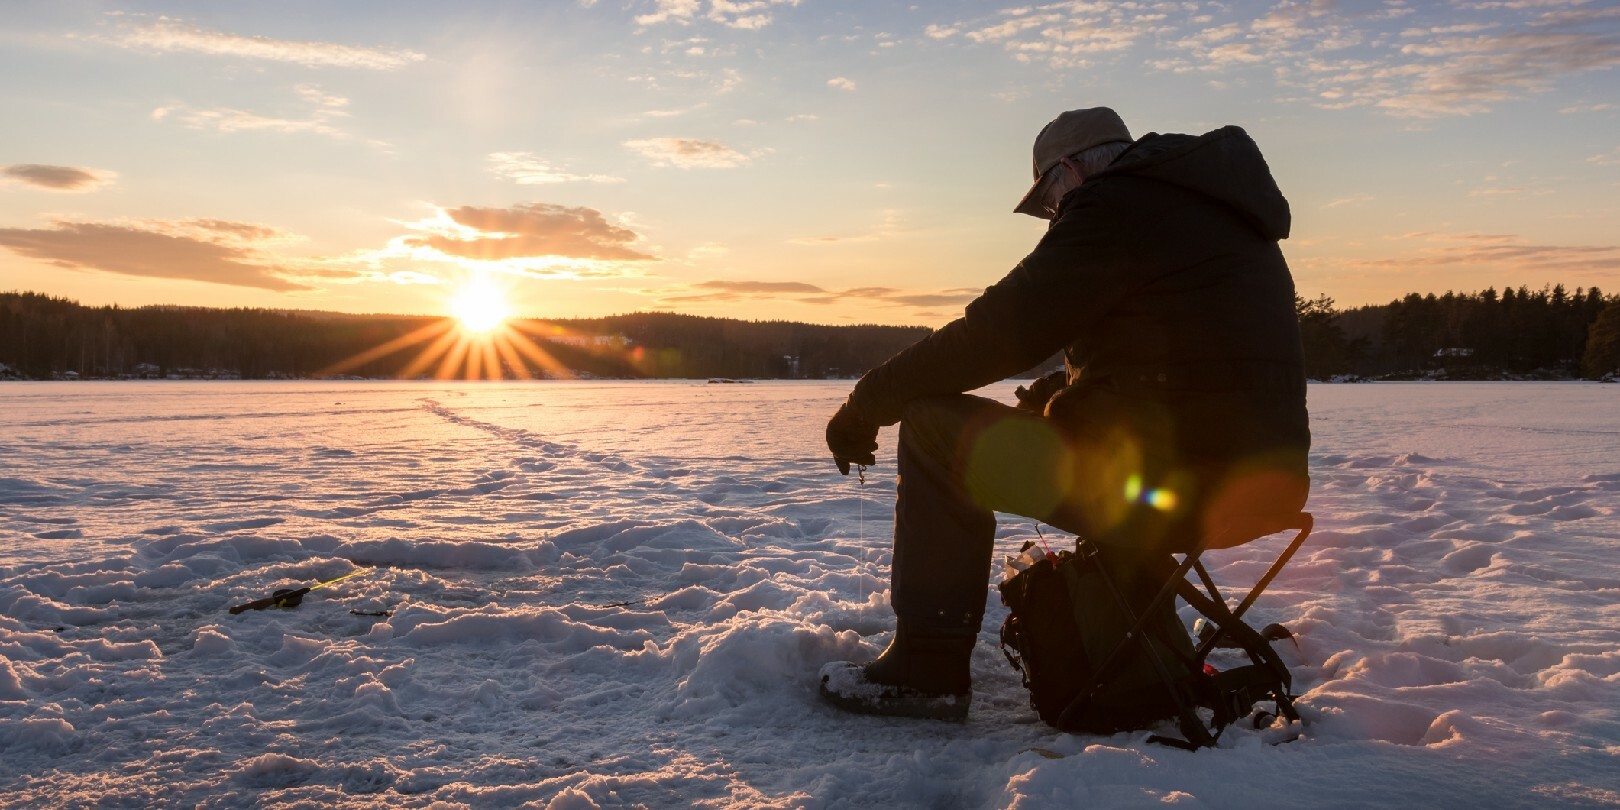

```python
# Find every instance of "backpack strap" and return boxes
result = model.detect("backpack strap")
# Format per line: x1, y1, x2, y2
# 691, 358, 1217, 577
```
999, 615, 1031, 689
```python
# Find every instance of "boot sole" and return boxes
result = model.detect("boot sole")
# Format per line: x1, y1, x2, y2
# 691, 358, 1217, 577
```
819, 668, 971, 722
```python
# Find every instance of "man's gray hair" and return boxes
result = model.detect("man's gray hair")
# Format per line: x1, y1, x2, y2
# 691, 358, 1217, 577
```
1070, 140, 1132, 180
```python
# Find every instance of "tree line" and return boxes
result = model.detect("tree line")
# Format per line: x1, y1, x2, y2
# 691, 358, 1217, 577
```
0, 292, 930, 381
1298, 285, 1620, 380
3, 286, 1618, 382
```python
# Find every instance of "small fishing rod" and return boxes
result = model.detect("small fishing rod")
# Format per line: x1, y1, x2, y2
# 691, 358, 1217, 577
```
228, 568, 371, 615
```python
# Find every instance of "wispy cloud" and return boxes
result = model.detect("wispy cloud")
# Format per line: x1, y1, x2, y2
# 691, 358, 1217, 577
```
635, 0, 800, 30
1323, 194, 1375, 209
487, 152, 624, 184
624, 137, 753, 168
636, 0, 702, 26
626, 66, 742, 95
106, 16, 424, 70
1239, 3, 1617, 116
788, 209, 905, 245
926, 0, 1620, 118
652, 278, 979, 312
1589, 146, 1620, 165
1353, 231, 1620, 276
1, 164, 116, 192
827, 76, 857, 91
153, 84, 386, 148
401, 203, 657, 264
1371, 31, 1620, 116
687, 242, 729, 260
933, 2, 1166, 68
0, 218, 311, 291
644, 101, 710, 118
697, 280, 826, 295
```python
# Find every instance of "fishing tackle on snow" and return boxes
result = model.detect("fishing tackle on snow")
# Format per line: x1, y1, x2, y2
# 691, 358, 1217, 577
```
228, 568, 371, 614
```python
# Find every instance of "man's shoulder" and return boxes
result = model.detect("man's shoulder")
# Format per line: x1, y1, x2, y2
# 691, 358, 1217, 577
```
1052, 173, 1183, 228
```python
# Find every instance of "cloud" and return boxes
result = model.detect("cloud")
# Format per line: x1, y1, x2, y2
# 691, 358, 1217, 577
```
0, 219, 311, 291
1, 164, 116, 192
487, 152, 625, 184
924, 0, 1619, 117
1254, 4, 1620, 117
636, 0, 701, 25
168, 108, 342, 137
696, 280, 825, 294
687, 242, 729, 259
1589, 146, 1620, 165
635, 0, 800, 30
940, 2, 1165, 68
107, 17, 424, 70
651, 279, 980, 311
155, 83, 386, 147
402, 203, 656, 262
1323, 194, 1375, 209
624, 137, 751, 168
644, 102, 709, 118
174, 219, 290, 242
827, 76, 857, 91
1352, 232, 1620, 276
1371, 30, 1620, 117
627, 66, 742, 95
788, 209, 905, 245
876, 290, 981, 308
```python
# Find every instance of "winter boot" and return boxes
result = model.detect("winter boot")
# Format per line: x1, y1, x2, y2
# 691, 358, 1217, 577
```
818, 621, 975, 721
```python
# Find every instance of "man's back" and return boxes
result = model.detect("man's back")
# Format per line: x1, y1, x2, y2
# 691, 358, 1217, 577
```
1046, 126, 1309, 473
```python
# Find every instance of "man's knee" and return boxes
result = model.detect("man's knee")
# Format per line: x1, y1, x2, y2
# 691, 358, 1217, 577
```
898, 395, 1005, 463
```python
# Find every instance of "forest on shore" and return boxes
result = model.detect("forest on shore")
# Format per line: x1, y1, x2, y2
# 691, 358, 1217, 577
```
0, 291, 929, 381
3, 286, 1619, 382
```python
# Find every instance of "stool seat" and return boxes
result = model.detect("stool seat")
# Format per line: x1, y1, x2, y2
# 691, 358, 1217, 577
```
1202, 510, 1311, 550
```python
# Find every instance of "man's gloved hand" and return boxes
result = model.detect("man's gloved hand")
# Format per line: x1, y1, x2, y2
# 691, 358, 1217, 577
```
1014, 370, 1066, 413
826, 401, 878, 476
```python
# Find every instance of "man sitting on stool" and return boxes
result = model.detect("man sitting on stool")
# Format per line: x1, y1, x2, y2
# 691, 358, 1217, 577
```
820, 106, 1310, 720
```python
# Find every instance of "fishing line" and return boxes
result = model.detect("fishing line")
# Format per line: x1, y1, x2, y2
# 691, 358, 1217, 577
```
857, 463, 867, 608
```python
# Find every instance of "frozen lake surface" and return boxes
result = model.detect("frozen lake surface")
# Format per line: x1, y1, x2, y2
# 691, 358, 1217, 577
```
2, 381, 1617, 808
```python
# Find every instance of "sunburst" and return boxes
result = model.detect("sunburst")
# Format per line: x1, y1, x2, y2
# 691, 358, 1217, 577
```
317, 278, 630, 381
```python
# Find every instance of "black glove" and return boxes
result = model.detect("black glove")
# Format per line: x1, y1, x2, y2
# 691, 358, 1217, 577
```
1014, 370, 1066, 413
826, 401, 878, 475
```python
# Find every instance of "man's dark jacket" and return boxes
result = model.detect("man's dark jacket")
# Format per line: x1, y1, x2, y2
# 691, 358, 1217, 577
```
848, 126, 1310, 530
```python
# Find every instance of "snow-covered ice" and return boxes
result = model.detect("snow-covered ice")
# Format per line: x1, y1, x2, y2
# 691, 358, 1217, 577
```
1, 380, 1616, 808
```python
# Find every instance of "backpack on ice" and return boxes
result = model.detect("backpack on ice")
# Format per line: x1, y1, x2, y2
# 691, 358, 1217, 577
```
997, 529, 1308, 748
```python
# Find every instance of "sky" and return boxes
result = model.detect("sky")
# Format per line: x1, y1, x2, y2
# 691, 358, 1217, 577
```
1, 0, 1617, 327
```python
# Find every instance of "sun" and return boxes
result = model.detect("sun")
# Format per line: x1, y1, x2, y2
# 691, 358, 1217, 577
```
449, 279, 511, 334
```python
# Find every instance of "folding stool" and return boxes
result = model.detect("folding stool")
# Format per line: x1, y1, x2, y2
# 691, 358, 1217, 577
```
1057, 512, 1315, 749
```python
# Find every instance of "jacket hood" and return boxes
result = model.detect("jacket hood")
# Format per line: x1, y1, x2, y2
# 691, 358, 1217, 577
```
1094, 126, 1291, 240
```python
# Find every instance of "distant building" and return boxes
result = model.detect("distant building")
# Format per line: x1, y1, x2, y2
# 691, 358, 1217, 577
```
542, 334, 629, 348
